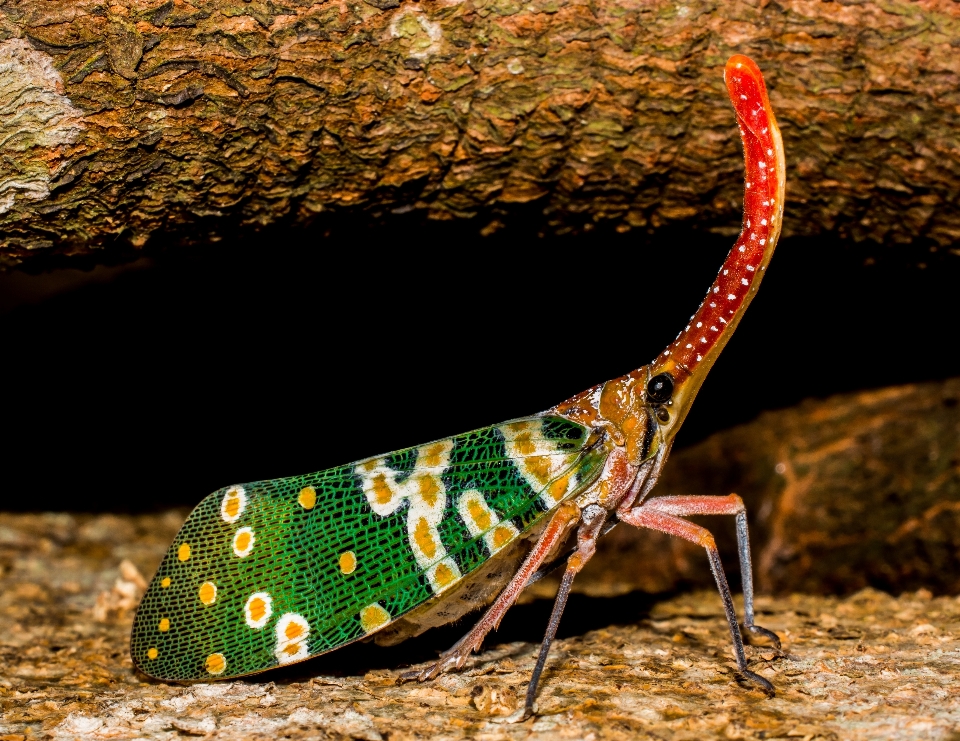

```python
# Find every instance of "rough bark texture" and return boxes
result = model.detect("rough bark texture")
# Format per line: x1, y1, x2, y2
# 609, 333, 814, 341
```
528, 376, 960, 602
3, 511, 960, 740
1, 0, 959, 264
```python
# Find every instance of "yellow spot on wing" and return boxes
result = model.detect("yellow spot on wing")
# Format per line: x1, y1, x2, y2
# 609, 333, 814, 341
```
233, 527, 255, 557
467, 499, 492, 531
177, 543, 190, 562
158, 618, 170, 632
339, 551, 357, 574
224, 493, 241, 519
372, 473, 393, 505
160, 577, 171, 588
360, 604, 391, 634
417, 475, 440, 507
549, 474, 571, 501
434, 562, 456, 587
147, 648, 158, 660
414, 517, 437, 559
492, 526, 514, 550
285, 621, 304, 641
199, 581, 217, 605
205, 653, 226, 675
514, 431, 536, 456
274, 613, 311, 664
525, 456, 553, 485
421, 443, 446, 468
298, 486, 316, 510
245, 592, 272, 628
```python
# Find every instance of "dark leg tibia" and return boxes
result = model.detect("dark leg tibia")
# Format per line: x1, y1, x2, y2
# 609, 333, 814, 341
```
522, 504, 607, 720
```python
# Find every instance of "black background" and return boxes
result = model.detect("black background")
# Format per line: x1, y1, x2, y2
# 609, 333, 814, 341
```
2, 216, 956, 513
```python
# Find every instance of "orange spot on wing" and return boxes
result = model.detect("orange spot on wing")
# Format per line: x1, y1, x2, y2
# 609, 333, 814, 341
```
525, 456, 553, 484
199, 582, 217, 605
177, 543, 191, 562
360, 604, 391, 633
235, 531, 251, 551
339, 551, 357, 574
205, 653, 226, 675
158, 618, 170, 632
282, 642, 302, 656
414, 517, 437, 559
285, 621, 304, 641
372, 474, 393, 505
549, 474, 570, 501
434, 562, 456, 587
147, 648, 158, 660
514, 431, 536, 456
248, 597, 267, 623
224, 493, 241, 519
417, 475, 440, 507
492, 526, 514, 549
160, 577, 171, 588
298, 486, 317, 510
421, 443, 446, 468
467, 498, 492, 531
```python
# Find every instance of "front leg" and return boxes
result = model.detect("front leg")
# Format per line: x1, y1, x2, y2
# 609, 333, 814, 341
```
399, 500, 582, 683
619, 502, 775, 694
640, 494, 780, 647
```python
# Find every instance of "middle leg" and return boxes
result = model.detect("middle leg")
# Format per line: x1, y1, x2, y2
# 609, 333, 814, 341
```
521, 504, 608, 719
618, 504, 775, 693
641, 494, 780, 647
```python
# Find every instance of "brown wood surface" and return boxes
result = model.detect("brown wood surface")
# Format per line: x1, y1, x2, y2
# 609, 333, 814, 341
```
2, 511, 959, 739
1, 0, 959, 264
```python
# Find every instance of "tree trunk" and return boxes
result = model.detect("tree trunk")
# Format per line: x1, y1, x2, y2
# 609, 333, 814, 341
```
1, 0, 959, 264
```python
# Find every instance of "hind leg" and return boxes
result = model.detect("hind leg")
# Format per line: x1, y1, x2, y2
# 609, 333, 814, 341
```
399, 500, 581, 683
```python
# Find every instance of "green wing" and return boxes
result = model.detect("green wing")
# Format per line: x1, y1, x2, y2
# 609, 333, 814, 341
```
131, 415, 605, 681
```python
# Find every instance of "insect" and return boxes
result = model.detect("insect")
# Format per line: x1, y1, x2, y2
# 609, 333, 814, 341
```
132, 54, 785, 717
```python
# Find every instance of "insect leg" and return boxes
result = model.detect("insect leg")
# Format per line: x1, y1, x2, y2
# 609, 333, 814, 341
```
522, 504, 607, 720
640, 495, 781, 647
400, 500, 582, 683
618, 505, 775, 694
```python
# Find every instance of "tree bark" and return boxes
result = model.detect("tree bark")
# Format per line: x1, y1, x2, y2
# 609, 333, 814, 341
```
0, 0, 959, 264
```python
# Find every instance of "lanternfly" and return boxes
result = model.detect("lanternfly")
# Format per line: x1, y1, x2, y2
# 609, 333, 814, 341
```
132, 55, 786, 719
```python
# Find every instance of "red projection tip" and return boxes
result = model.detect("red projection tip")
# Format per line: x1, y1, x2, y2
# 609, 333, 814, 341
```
653, 55, 785, 422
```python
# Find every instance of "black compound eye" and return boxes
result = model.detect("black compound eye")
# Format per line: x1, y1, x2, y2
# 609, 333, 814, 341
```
647, 373, 674, 404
